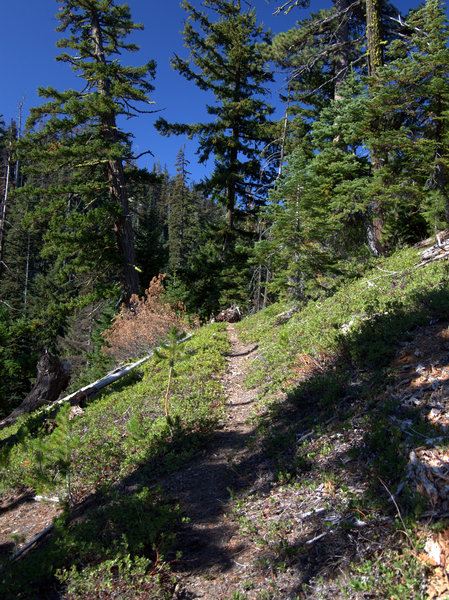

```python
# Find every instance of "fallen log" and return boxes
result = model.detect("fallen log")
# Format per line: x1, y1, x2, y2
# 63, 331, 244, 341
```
0, 334, 193, 440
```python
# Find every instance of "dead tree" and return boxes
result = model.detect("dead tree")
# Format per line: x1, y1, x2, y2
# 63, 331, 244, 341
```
0, 352, 71, 430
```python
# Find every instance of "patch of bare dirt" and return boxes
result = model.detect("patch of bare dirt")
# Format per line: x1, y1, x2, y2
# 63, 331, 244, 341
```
0, 492, 61, 564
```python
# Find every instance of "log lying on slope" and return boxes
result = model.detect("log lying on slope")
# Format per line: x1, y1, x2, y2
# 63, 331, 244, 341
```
0, 334, 193, 434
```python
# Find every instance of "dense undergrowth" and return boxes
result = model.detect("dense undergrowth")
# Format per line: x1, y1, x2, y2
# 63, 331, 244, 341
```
229, 243, 449, 599
238, 246, 449, 392
1, 241, 449, 599
0, 322, 229, 599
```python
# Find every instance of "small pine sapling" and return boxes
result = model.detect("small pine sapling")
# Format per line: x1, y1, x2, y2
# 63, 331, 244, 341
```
154, 327, 188, 420
26, 403, 80, 504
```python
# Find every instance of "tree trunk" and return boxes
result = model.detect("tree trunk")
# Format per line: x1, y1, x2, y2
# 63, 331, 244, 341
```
0, 353, 71, 430
333, 0, 350, 102
366, 0, 385, 255
366, 0, 383, 77
91, 9, 139, 300
108, 156, 140, 300
0, 134, 12, 281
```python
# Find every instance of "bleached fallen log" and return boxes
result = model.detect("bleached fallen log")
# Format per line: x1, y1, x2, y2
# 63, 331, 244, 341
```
35, 334, 193, 417
0, 334, 193, 438
305, 531, 328, 546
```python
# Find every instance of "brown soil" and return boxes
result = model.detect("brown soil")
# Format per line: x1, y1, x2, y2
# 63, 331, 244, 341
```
163, 324, 269, 599
0, 492, 61, 565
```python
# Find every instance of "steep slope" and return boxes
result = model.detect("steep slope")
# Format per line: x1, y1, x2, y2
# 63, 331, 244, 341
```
1, 237, 449, 599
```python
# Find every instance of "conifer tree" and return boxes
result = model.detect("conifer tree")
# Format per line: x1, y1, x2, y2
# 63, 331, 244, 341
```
130, 164, 168, 287
365, 0, 449, 237
168, 146, 191, 273
156, 0, 275, 254
17, 0, 156, 302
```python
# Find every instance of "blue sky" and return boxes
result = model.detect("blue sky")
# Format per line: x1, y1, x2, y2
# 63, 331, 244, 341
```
1, 0, 429, 182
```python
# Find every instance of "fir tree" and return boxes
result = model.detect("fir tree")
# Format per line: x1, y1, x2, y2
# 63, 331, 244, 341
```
366, 0, 449, 238
17, 0, 157, 302
167, 146, 191, 273
156, 0, 275, 253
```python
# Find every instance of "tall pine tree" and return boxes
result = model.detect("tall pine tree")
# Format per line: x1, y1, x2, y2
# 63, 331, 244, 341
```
156, 0, 275, 255
17, 0, 156, 302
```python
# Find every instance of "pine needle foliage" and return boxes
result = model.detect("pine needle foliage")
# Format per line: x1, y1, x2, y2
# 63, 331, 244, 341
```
156, 0, 276, 284
25, 403, 80, 503
16, 0, 157, 302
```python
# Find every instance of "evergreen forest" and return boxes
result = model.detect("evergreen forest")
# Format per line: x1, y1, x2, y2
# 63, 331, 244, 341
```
2, 1, 449, 598
1, 0, 448, 411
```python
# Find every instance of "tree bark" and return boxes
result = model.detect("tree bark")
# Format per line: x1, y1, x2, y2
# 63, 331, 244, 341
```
0, 133, 12, 282
366, 0, 384, 77
333, 0, 350, 101
366, 0, 385, 255
0, 353, 71, 430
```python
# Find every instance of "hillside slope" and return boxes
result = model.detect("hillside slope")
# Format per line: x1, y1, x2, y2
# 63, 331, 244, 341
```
1, 237, 449, 599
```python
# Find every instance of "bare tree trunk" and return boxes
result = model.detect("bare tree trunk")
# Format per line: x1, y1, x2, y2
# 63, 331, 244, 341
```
0, 142, 11, 280
263, 267, 270, 309
23, 230, 31, 313
278, 83, 291, 178
333, 0, 350, 102
366, 0, 383, 77
366, 0, 385, 255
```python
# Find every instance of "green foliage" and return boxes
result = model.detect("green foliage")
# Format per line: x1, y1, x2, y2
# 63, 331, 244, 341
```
156, 0, 275, 312
0, 486, 179, 600
1, 323, 228, 494
24, 403, 81, 502
0, 307, 41, 416
365, 0, 449, 239
154, 327, 188, 418
0, 322, 229, 598
349, 550, 426, 599
240, 245, 449, 392
15, 0, 156, 303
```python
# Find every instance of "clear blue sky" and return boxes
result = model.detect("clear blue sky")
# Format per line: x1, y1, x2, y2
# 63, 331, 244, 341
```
1, 0, 428, 182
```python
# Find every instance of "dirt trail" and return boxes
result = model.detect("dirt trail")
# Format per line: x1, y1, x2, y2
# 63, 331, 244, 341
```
164, 324, 268, 600
0, 324, 268, 598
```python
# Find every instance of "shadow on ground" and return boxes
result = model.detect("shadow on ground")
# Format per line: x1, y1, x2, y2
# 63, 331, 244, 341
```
2, 286, 449, 599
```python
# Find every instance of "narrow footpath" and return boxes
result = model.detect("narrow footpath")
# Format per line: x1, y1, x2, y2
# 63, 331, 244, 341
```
163, 324, 268, 600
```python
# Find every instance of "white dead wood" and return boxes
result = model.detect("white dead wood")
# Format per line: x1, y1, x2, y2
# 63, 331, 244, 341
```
33, 495, 60, 503
305, 531, 328, 546
360, 239, 449, 287
298, 507, 327, 520
0, 334, 193, 439
35, 334, 193, 417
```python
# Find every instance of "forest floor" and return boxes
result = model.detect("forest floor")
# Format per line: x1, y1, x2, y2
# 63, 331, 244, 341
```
2, 319, 449, 599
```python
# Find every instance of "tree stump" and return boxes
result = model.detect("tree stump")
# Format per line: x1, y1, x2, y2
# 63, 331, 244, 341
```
0, 352, 71, 430
214, 306, 242, 323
